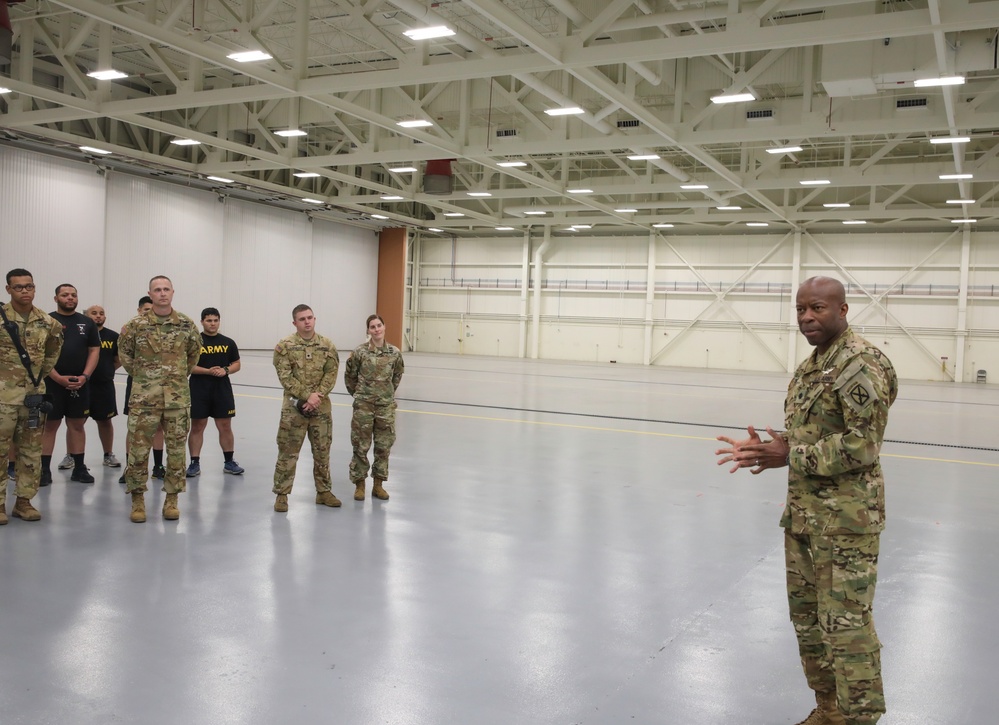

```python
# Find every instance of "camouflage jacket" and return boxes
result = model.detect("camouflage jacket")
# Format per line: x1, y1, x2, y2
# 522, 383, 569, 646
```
781, 327, 898, 535
118, 309, 202, 409
0, 303, 63, 406
273, 333, 339, 411
344, 342, 404, 405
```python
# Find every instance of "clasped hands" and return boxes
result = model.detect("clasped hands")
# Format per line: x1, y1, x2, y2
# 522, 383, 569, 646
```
715, 425, 789, 475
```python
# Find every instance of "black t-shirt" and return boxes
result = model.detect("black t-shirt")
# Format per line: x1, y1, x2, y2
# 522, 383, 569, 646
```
195, 332, 240, 371
50, 311, 101, 376
93, 327, 119, 382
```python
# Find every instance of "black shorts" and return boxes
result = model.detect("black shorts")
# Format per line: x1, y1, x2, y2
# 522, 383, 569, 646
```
190, 377, 236, 419
44, 379, 91, 420
88, 379, 118, 420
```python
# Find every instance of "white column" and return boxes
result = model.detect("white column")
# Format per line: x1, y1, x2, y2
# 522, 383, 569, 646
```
643, 229, 656, 365
530, 227, 551, 359
786, 228, 802, 372
954, 227, 971, 383
518, 230, 530, 358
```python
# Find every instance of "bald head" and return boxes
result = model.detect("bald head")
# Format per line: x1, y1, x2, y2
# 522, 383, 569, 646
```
796, 276, 849, 354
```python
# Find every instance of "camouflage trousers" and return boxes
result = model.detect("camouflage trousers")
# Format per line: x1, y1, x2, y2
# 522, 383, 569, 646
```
785, 530, 885, 724
0, 403, 44, 502
349, 400, 396, 483
125, 407, 190, 494
272, 404, 332, 495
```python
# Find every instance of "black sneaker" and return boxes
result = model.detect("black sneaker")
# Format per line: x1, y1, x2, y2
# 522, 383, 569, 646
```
71, 467, 95, 484
151, 464, 166, 479
118, 473, 126, 484
40, 470, 52, 487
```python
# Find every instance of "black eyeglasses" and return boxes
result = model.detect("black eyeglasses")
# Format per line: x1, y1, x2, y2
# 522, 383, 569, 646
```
10, 284, 36, 292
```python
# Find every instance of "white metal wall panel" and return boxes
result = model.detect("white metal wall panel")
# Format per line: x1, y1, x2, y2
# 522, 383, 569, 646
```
0, 146, 105, 307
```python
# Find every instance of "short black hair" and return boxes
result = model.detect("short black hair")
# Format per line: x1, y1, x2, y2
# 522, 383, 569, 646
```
55, 283, 77, 296
201, 307, 221, 320
6, 269, 32, 285
138, 295, 153, 307
292, 304, 312, 319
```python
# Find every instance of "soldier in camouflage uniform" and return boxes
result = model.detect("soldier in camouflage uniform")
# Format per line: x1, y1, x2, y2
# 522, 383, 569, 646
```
716, 277, 897, 725
271, 304, 341, 512
0, 269, 63, 523
344, 314, 404, 501
118, 276, 202, 523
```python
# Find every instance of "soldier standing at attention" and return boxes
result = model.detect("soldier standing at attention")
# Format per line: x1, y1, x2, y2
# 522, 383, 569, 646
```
0, 269, 63, 523
715, 276, 897, 725
119, 296, 165, 484
118, 276, 201, 523
271, 304, 341, 513
345, 314, 404, 501
84, 305, 122, 468
186, 307, 244, 477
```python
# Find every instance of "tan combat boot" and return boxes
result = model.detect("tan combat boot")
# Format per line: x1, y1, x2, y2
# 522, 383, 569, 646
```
372, 479, 389, 500
0, 501, 7, 526
163, 493, 180, 520
315, 490, 342, 507
130, 492, 146, 523
795, 690, 843, 725
353, 480, 366, 501
274, 494, 288, 512
12, 496, 41, 521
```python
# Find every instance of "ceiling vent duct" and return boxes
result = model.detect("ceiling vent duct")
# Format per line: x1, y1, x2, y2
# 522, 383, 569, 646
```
424, 159, 454, 195
896, 97, 928, 109
746, 108, 774, 120
617, 119, 640, 128
1, 1, 27, 64
496, 128, 518, 138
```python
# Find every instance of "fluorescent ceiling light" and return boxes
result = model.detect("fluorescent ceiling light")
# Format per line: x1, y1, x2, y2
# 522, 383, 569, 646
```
571, 224, 592, 229
914, 76, 965, 88
800, 179, 830, 186
275, 129, 307, 137
302, 198, 324, 204
497, 161, 527, 168
653, 223, 674, 228
710, 92, 756, 104
767, 146, 803, 154
381, 195, 404, 201
170, 138, 201, 146
0, 87, 11, 94
495, 226, 515, 231
443, 212, 465, 217
842, 220, 867, 225
396, 119, 433, 128
563, 227, 578, 232
79, 146, 112, 155
615, 208, 638, 213
567, 188, 593, 194
87, 69, 127, 80
930, 136, 970, 144
939, 173, 973, 180
628, 154, 660, 161
716, 206, 742, 211
545, 107, 585, 116
523, 211, 547, 215
823, 203, 851, 208
389, 167, 417, 173
428, 228, 444, 232
681, 184, 708, 190
207, 176, 234, 183
227, 50, 272, 62
946, 199, 975, 204
467, 192, 492, 197
403, 26, 455, 40
746, 222, 769, 227
371, 214, 389, 220
293, 172, 320, 178
952, 219, 977, 223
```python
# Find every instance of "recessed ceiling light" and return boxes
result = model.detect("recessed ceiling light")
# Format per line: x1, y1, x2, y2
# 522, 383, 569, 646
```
87, 69, 128, 80
930, 136, 970, 144
746, 222, 770, 227
710, 92, 755, 104
207, 175, 234, 183
628, 154, 660, 161
545, 107, 585, 116
766, 146, 803, 154
823, 203, 851, 208
842, 220, 867, 225
170, 138, 201, 146
293, 172, 320, 178
389, 167, 417, 173
381, 195, 404, 201
800, 179, 831, 185
467, 192, 492, 197
275, 129, 307, 137
227, 50, 272, 62
681, 184, 708, 190
495, 226, 515, 231
396, 119, 433, 128
952, 219, 977, 223
914, 76, 965, 87
302, 198, 324, 204
79, 146, 112, 155
523, 211, 547, 215
403, 26, 456, 40
428, 228, 444, 232
567, 188, 593, 194
939, 173, 973, 180
653, 223, 674, 228
615, 208, 638, 213
443, 212, 465, 217
716, 205, 742, 211
946, 199, 975, 204
497, 161, 527, 168
371, 214, 389, 220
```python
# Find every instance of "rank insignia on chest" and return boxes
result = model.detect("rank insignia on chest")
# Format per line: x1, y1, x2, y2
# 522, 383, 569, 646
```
306, 350, 312, 360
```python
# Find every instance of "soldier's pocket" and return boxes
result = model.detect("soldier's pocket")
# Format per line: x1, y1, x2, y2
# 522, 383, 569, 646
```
827, 535, 878, 634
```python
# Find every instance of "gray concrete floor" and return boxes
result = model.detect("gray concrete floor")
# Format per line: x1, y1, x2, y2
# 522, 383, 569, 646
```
1, 352, 995, 725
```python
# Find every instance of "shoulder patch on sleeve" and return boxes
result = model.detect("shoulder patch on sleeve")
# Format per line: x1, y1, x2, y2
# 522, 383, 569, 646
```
840, 369, 878, 415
